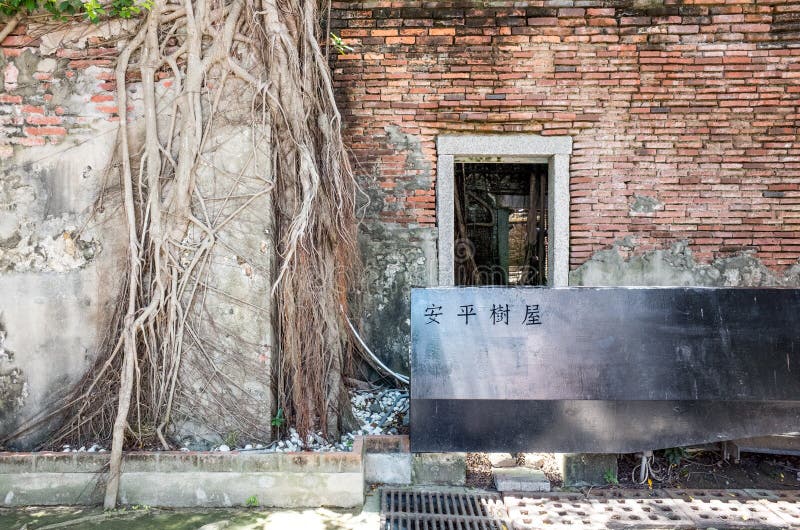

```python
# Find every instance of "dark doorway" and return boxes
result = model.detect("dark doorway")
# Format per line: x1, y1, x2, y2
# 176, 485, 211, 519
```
454, 163, 549, 286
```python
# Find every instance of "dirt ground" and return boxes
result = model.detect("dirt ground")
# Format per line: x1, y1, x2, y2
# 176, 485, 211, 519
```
467, 449, 800, 491
619, 450, 800, 490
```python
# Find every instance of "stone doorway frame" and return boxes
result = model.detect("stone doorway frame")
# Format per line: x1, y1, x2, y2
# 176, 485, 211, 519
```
436, 135, 572, 287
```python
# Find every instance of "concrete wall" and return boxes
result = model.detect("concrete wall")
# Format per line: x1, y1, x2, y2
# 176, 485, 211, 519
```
172, 124, 275, 449
0, 22, 275, 448
0, 24, 127, 446
0, 439, 365, 507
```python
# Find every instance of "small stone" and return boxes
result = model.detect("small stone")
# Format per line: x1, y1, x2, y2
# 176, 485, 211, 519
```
523, 453, 546, 469
218, 444, 230, 452
488, 453, 517, 468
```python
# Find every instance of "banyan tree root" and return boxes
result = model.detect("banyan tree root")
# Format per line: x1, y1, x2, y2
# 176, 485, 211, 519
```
24, 0, 358, 509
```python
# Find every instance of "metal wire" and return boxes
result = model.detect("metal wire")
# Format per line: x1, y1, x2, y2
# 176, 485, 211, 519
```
341, 305, 410, 386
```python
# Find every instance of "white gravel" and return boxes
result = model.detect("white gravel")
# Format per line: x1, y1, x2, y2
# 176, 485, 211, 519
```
61, 443, 106, 453
205, 388, 409, 453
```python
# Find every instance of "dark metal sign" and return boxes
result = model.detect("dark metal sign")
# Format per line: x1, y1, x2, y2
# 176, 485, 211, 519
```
410, 287, 800, 453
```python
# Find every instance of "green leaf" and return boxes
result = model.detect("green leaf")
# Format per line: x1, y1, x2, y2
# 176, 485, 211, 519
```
270, 407, 286, 428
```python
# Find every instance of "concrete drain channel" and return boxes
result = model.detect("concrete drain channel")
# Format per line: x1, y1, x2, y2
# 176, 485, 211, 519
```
380, 489, 511, 529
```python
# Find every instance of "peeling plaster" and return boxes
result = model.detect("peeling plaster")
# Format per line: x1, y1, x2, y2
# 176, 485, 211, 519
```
629, 194, 663, 215
384, 125, 432, 187
0, 162, 100, 273
0, 97, 123, 447
356, 224, 437, 374
570, 240, 800, 288
32, 20, 136, 56
0, 318, 27, 421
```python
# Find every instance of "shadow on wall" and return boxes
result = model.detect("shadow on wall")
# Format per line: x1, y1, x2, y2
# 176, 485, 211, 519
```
355, 224, 437, 376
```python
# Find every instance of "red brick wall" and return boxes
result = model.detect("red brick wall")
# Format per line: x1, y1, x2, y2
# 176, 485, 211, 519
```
331, 1, 800, 270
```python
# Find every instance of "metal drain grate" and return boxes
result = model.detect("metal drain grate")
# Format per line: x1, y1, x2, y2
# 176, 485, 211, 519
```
380, 489, 511, 530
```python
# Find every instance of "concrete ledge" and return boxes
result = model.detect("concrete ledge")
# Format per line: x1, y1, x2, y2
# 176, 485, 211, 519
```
437, 135, 573, 156
364, 435, 411, 485
0, 438, 364, 508
559, 453, 618, 488
493, 468, 550, 493
412, 453, 466, 486
118, 472, 363, 507
1, 473, 105, 505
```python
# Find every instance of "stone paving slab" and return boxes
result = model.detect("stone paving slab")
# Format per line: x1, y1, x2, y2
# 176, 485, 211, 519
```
493, 467, 550, 492
503, 489, 800, 529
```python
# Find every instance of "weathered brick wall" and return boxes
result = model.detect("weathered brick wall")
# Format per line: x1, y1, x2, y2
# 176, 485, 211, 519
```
331, 0, 800, 271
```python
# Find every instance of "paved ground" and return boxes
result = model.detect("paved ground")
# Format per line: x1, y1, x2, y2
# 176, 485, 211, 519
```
0, 497, 381, 529
2, 489, 800, 529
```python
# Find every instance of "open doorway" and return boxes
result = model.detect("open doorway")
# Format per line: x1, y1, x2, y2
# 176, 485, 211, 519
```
454, 163, 550, 286
436, 135, 571, 287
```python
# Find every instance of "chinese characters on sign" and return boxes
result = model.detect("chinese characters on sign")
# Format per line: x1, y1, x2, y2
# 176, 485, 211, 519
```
425, 303, 543, 326
458, 304, 476, 324
424, 305, 443, 324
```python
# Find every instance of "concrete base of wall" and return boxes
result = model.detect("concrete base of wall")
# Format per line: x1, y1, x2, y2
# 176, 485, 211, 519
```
0, 439, 365, 508
558, 453, 618, 487
412, 453, 466, 486
364, 436, 412, 486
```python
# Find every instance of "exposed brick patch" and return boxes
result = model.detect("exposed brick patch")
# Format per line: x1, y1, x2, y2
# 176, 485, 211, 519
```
0, 22, 118, 151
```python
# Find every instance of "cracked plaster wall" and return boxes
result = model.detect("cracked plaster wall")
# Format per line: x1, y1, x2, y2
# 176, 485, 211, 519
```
356, 224, 437, 375
0, 22, 133, 448
0, 122, 124, 448
1, 23, 275, 449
